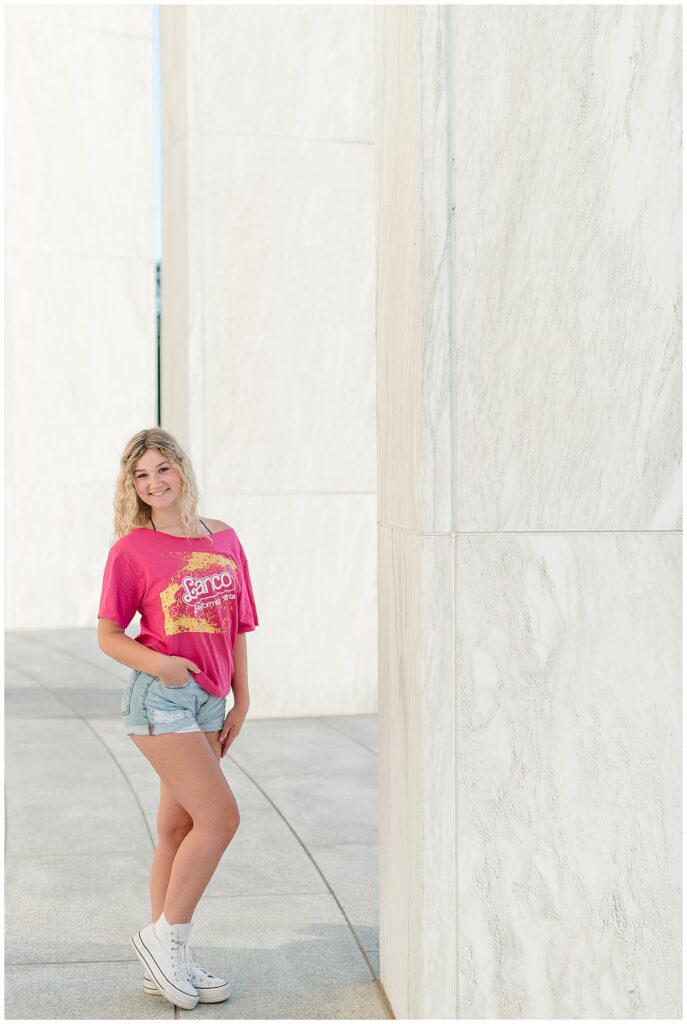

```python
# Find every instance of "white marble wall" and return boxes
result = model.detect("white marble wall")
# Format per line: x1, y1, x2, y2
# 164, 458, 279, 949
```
160, 6, 376, 716
376, 5, 681, 1019
5, 6, 155, 629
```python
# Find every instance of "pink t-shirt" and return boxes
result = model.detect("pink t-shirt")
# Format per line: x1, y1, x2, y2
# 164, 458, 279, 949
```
98, 525, 258, 699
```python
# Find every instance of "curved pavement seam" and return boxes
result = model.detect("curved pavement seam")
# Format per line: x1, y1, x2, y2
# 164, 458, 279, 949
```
4, 657, 155, 850
223, 753, 391, 1016
316, 715, 378, 757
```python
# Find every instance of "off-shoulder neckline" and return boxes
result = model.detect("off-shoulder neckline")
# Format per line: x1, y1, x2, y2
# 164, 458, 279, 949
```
131, 526, 234, 540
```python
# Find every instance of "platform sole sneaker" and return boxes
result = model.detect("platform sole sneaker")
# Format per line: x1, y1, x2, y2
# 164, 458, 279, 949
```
143, 963, 231, 1003
129, 918, 199, 1011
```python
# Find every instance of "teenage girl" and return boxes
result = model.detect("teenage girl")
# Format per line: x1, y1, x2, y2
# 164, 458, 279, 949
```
97, 428, 259, 1010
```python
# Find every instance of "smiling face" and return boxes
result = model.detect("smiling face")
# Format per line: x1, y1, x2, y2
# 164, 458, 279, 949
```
132, 449, 183, 509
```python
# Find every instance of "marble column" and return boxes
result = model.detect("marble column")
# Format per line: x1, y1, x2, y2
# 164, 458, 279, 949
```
160, 6, 375, 716
5, 6, 155, 627
376, 6, 681, 1018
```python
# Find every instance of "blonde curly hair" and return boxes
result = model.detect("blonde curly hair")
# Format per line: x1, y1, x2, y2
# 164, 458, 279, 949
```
110, 427, 213, 546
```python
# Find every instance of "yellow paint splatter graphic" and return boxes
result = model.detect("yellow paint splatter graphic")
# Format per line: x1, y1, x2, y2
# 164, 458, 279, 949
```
159, 551, 240, 636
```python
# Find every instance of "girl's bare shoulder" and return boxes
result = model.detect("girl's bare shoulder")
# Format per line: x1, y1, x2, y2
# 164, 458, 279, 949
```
206, 517, 232, 533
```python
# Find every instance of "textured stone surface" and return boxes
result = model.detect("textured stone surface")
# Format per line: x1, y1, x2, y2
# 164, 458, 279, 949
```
376, 4, 681, 1018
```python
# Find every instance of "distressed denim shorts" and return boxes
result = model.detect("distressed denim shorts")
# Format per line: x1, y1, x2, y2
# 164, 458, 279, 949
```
121, 669, 227, 736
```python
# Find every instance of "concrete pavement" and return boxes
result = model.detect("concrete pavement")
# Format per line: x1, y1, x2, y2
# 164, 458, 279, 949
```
4, 628, 391, 1020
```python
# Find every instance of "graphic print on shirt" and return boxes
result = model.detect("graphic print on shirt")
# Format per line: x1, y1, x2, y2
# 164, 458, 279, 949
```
159, 551, 241, 635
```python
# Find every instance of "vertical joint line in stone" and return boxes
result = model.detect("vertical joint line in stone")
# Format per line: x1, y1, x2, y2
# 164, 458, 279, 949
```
445, 7, 459, 1015
154, 4, 162, 427
446, 4, 456, 538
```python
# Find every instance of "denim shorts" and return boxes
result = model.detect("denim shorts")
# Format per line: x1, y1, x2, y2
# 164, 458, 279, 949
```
121, 669, 227, 736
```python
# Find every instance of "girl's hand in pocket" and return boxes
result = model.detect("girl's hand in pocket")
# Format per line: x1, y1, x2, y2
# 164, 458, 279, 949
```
157, 656, 202, 686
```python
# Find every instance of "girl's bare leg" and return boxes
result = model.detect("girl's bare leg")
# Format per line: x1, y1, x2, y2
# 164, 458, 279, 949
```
146, 730, 224, 921
129, 729, 239, 923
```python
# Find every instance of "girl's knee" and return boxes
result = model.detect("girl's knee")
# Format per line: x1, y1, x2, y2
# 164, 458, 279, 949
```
197, 807, 239, 842
218, 808, 240, 842
212, 793, 240, 839
157, 815, 193, 845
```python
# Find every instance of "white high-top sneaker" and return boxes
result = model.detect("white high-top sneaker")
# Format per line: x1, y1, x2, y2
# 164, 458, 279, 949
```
130, 911, 199, 1010
142, 951, 231, 1002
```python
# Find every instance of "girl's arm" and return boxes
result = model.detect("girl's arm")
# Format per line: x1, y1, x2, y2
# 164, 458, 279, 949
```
231, 632, 250, 711
98, 619, 165, 676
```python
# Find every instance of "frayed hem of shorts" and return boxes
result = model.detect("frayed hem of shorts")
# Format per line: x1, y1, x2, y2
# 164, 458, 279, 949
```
199, 719, 225, 733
